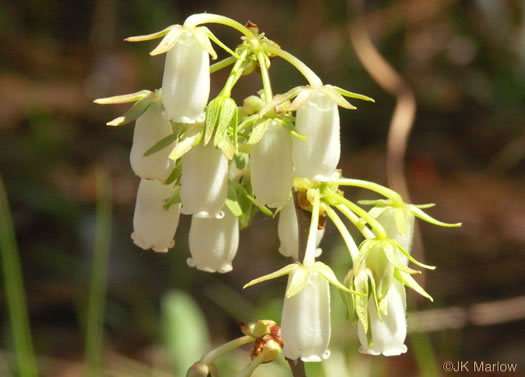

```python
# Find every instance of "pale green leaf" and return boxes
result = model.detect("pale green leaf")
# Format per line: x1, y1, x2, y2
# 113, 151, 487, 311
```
393, 240, 436, 270
192, 27, 217, 60
285, 266, 312, 298
314, 262, 365, 296
106, 97, 154, 126
125, 25, 174, 42
225, 184, 242, 217
358, 199, 392, 207
320, 86, 356, 110
382, 241, 419, 274
204, 98, 221, 145
330, 85, 375, 102
395, 270, 433, 301
354, 271, 369, 333
168, 127, 202, 161
94, 90, 152, 105
243, 263, 300, 289
287, 89, 314, 112
409, 206, 462, 228
150, 27, 183, 56
247, 119, 270, 145
144, 132, 177, 157
366, 269, 382, 321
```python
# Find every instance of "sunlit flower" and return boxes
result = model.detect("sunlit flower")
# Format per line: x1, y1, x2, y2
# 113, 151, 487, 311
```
281, 271, 331, 362
131, 179, 180, 252
250, 120, 294, 208
180, 143, 228, 218
278, 199, 324, 260
187, 208, 239, 273
162, 31, 210, 123
130, 101, 175, 181
293, 92, 340, 181
357, 280, 407, 356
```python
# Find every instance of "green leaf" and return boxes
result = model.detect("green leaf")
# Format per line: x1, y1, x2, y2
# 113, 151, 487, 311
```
225, 183, 242, 217
168, 127, 203, 161
354, 271, 369, 333
259, 85, 305, 116
314, 262, 366, 296
366, 269, 382, 321
204, 98, 221, 145
287, 89, 314, 112
94, 90, 152, 105
143, 132, 178, 157
286, 266, 312, 298
214, 98, 238, 148
161, 290, 209, 377
382, 241, 419, 274
247, 119, 270, 145
106, 98, 154, 127
163, 187, 181, 210
150, 27, 184, 56
163, 160, 183, 185
393, 240, 436, 270
395, 270, 433, 301
125, 25, 174, 42
320, 86, 356, 110
408, 206, 462, 228
330, 85, 375, 102
243, 263, 300, 289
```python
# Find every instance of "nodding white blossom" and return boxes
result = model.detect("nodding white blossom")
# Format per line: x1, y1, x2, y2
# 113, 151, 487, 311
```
130, 101, 175, 181
131, 179, 180, 252
278, 199, 324, 260
187, 208, 239, 273
281, 271, 331, 362
180, 143, 228, 218
357, 280, 407, 356
250, 120, 294, 208
376, 208, 415, 264
162, 31, 210, 123
293, 92, 340, 181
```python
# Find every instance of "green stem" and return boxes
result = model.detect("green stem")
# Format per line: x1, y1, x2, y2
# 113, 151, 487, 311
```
264, 43, 323, 88
303, 189, 320, 266
84, 168, 112, 377
210, 56, 236, 74
0, 177, 38, 377
335, 204, 376, 240
184, 13, 257, 40
325, 206, 359, 263
257, 51, 273, 103
200, 335, 255, 365
327, 191, 387, 240
236, 353, 264, 377
334, 178, 403, 204
222, 49, 250, 97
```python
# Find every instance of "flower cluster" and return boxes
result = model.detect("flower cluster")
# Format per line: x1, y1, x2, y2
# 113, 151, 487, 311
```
96, 13, 460, 374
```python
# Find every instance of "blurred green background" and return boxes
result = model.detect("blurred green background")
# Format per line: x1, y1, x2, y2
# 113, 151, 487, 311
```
1, 0, 524, 376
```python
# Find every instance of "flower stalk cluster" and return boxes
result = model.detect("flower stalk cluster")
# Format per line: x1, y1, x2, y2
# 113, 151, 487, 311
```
95, 13, 461, 374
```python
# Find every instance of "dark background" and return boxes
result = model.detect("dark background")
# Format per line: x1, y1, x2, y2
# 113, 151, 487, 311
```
1, 0, 524, 376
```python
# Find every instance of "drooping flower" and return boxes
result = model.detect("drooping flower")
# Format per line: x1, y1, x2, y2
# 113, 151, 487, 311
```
180, 142, 228, 218
250, 120, 294, 208
131, 179, 180, 252
187, 207, 239, 273
162, 30, 210, 123
293, 91, 340, 181
278, 199, 324, 260
130, 100, 175, 181
280, 270, 331, 362
357, 280, 407, 356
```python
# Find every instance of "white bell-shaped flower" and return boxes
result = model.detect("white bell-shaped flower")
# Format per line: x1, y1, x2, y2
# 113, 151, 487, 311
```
357, 280, 408, 356
376, 208, 415, 264
161, 31, 210, 123
131, 179, 181, 252
187, 208, 239, 273
281, 271, 331, 362
293, 92, 340, 181
180, 143, 228, 218
130, 101, 175, 181
250, 120, 294, 208
278, 199, 324, 260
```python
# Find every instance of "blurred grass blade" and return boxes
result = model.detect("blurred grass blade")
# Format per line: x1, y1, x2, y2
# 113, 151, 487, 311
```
162, 290, 210, 377
84, 168, 112, 377
0, 176, 38, 377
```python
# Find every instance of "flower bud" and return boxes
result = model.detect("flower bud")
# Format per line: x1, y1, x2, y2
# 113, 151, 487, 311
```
162, 31, 210, 123
357, 281, 407, 356
180, 143, 228, 218
130, 101, 175, 181
131, 179, 180, 252
278, 199, 324, 260
293, 92, 340, 181
281, 271, 331, 362
250, 120, 294, 208
187, 208, 239, 273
